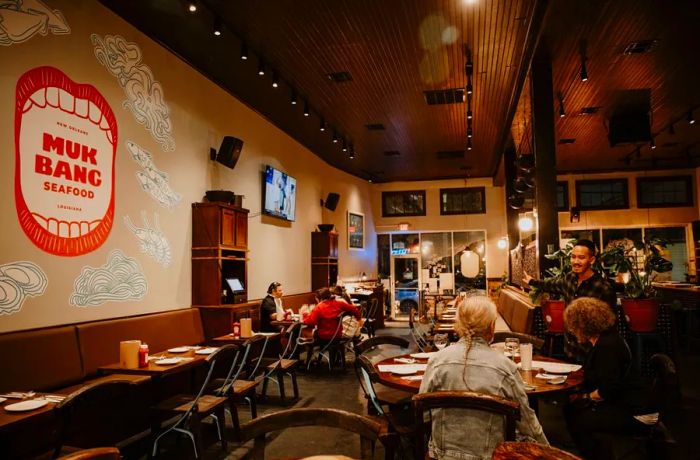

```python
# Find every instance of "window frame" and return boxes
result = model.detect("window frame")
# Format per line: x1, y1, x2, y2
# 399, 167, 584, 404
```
575, 178, 629, 210
381, 190, 427, 217
556, 181, 569, 211
636, 175, 693, 208
439, 187, 486, 216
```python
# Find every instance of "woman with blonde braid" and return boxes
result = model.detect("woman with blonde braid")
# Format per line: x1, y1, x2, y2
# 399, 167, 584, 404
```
419, 296, 547, 460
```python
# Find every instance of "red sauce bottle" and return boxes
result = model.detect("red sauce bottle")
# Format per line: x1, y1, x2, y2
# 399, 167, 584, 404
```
232, 321, 241, 338
138, 343, 149, 368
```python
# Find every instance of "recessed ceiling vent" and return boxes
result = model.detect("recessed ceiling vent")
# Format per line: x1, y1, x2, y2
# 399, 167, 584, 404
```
383, 150, 400, 157
365, 123, 385, 131
326, 71, 353, 83
580, 106, 602, 115
424, 88, 464, 105
558, 138, 576, 144
623, 40, 659, 55
436, 150, 464, 160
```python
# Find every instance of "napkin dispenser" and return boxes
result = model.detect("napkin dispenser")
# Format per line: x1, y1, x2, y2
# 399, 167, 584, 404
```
240, 318, 253, 338
120, 340, 141, 368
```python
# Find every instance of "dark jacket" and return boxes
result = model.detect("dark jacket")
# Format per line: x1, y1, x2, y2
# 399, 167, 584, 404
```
259, 295, 278, 332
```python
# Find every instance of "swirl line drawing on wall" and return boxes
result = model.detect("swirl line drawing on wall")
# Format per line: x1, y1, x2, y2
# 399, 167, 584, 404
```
126, 140, 182, 209
124, 211, 172, 267
0, 0, 70, 46
70, 249, 147, 307
0, 261, 48, 315
91, 33, 175, 151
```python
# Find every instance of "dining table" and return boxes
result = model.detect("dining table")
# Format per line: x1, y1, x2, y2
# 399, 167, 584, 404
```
98, 346, 214, 377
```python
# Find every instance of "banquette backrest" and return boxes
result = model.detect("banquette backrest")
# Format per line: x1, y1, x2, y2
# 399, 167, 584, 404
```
496, 287, 535, 334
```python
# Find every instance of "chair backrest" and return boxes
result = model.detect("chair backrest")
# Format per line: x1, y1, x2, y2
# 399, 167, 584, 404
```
492, 331, 544, 351
280, 322, 303, 359
57, 447, 121, 460
238, 407, 390, 460
365, 298, 379, 320
354, 355, 385, 415
54, 380, 136, 455
354, 335, 410, 356
649, 353, 681, 419
180, 344, 237, 420
412, 390, 520, 460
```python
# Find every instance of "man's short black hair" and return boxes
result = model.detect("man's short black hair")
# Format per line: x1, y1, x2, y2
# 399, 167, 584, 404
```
574, 239, 597, 256
267, 282, 281, 294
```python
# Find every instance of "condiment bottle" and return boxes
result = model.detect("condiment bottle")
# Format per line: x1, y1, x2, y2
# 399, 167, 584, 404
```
138, 343, 149, 368
232, 321, 241, 338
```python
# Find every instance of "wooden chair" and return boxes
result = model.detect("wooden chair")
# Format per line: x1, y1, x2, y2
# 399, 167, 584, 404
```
53, 380, 137, 458
492, 441, 582, 459
354, 355, 413, 415
493, 331, 545, 352
261, 322, 302, 402
412, 391, 521, 460
238, 407, 393, 460
57, 447, 121, 459
354, 335, 410, 356
151, 344, 236, 458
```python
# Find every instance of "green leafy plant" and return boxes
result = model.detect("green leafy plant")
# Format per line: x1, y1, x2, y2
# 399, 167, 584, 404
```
529, 240, 576, 305
599, 238, 673, 299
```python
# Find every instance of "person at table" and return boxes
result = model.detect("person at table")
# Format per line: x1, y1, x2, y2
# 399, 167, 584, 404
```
331, 285, 353, 304
523, 239, 617, 309
260, 281, 290, 332
303, 287, 362, 341
563, 297, 650, 460
419, 296, 547, 459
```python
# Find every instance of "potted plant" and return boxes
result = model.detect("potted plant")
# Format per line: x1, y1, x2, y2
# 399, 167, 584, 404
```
529, 241, 577, 333
599, 237, 673, 332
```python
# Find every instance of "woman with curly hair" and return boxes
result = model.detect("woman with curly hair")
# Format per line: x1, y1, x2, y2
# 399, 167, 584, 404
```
419, 295, 547, 460
564, 297, 650, 459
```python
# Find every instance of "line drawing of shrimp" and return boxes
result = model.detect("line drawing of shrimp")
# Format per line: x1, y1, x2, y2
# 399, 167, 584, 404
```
125, 140, 181, 209
123, 211, 171, 267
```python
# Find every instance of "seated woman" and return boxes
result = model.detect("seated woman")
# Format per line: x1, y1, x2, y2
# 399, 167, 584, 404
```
303, 287, 362, 341
563, 297, 650, 460
419, 296, 547, 460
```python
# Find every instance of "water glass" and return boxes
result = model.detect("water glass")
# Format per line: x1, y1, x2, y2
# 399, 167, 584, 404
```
504, 337, 520, 360
434, 333, 449, 351
520, 343, 533, 370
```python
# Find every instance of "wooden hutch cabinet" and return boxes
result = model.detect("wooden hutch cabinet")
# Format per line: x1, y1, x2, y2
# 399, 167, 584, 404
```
311, 231, 338, 291
192, 202, 259, 338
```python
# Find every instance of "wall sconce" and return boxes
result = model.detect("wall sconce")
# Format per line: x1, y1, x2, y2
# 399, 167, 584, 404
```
518, 215, 534, 232
497, 237, 508, 250
570, 206, 580, 223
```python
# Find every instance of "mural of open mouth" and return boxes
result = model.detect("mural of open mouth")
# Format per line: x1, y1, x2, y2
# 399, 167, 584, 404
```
15, 66, 117, 256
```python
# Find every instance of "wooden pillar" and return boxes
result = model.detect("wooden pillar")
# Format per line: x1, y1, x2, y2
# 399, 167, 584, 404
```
531, 54, 559, 275
503, 145, 520, 283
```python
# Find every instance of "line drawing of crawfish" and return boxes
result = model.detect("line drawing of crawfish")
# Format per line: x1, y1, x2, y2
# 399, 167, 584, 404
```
123, 212, 172, 267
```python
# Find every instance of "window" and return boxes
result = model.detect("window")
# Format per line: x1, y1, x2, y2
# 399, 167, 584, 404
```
439, 187, 486, 215
556, 181, 569, 211
576, 179, 629, 210
637, 176, 693, 208
382, 190, 426, 217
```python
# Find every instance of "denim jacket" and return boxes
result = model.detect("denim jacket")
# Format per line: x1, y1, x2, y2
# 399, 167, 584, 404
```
418, 337, 548, 460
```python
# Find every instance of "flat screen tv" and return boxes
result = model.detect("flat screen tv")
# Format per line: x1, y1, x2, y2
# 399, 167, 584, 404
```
263, 165, 296, 221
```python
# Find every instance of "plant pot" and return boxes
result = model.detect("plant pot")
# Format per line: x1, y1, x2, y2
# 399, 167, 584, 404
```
542, 300, 566, 333
621, 298, 658, 332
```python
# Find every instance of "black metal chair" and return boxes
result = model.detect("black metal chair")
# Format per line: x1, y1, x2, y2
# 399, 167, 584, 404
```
361, 298, 380, 338
305, 311, 355, 370
261, 322, 302, 402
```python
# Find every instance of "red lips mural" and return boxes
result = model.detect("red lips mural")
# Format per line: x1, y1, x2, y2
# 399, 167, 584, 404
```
15, 66, 117, 256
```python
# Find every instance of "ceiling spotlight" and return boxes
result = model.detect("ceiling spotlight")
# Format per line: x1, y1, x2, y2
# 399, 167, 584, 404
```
303, 101, 310, 117
320, 119, 326, 131
342, 140, 347, 152
467, 110, 473, 120
349, 145, 355, 159
368, 178, 373, 183
213, 18, 222, 36
240, 42, 248, 60
271, 72, 279, 88
466, 83, 473, 95
559, 100, 566, 118
332, 132, 338, 143
467, 140, 473, 151
689, 110, 696, 125
258, 61, 265, 76
650, 137, 656, 149
187, 1, 197, 13
467, 128, 473, 138
290, 91, 297, 105
580, 58, 588, 82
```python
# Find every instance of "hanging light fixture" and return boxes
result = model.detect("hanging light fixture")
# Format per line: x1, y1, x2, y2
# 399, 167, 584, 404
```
187, 1, 197, 13
688, 110, 696, 125
290, 91, 297, 105
467, 110, 473, 120
271, 71, 279, 88
342, 140, 347, 152
580, 57, 588, 82
332, 132, 338, 143
213, 17, 222, 36
497, 237, 508, 250
257, 60, 265, 76
319, 119, 326, 131
303, 101, 309, 117
518, 215, 534, 231
240, 42, 248, 60
650, 137, 656, 150
349, 145, 355, 159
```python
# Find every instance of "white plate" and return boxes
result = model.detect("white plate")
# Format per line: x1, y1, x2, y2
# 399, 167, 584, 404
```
410, 352, 437, 359
0, 397, 6, 403
4, 399, 49, 412
155, 358, 180, 365
167, 347, 190, 353
391, 368, 417, 376
536, 362, 582, 374
195, 347, 218, 355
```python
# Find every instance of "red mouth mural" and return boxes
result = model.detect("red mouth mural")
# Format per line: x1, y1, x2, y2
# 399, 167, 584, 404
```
15, 66, 117, 256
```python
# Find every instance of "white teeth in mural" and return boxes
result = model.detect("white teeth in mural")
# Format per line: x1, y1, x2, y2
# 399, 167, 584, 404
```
91, 34, 176, 152
70, 250, 148, 307
124, 212, 172, 267
0, 261, 48, 316
15, 66, 117, 256
0, 1, 70, 46
126, 140, 182, 209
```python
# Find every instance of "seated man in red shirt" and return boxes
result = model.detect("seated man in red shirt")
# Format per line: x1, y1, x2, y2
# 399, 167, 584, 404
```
303, 287, 362, 341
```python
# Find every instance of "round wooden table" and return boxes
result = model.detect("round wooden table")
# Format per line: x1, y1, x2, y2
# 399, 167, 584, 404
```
374, 353, 583, 396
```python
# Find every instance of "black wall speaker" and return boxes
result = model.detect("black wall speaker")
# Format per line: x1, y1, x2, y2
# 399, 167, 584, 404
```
216, 136, 244, 169
324, 192, 340, 211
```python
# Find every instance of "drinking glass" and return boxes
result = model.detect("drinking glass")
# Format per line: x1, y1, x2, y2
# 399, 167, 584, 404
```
433, 333, 449, 351
504, 337, 520, 360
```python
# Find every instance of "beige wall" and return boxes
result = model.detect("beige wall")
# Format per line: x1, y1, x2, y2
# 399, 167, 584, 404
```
371, 178, 509, 279
0, 0, 375, 333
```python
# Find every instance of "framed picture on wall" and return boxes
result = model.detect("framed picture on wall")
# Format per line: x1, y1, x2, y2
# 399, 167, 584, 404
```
347, 211, 364, 250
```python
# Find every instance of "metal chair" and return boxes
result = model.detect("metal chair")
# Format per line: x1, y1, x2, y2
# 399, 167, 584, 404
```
151, 344, 236, 458
361, 298, 380, 338
354, 335, 410, 356
261, 322, 302, 401
492, 331, 545, 352
409, 308, 433, 352
354, 355, 413, 415
305, 311, 355, 370
238, 407, 393, 460
412, 390, 521, 460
